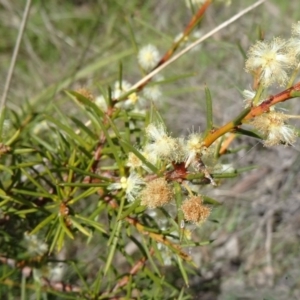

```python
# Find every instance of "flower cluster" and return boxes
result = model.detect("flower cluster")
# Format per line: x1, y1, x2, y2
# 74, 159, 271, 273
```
244, 22, 300, 147
107, 122, 214, 227
104, 21, 300, 234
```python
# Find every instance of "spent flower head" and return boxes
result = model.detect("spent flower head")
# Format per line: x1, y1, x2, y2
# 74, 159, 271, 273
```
137, 44, 160, 71
140, 177, 173, 208
181, 195, 211, 225
250, 111, 297, 147
245, 38, 295, 87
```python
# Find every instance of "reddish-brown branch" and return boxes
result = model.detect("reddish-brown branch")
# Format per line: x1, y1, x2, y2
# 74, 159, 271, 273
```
244, 81, 300, 120
203, 81, 300, 148
156, 0, 212, 69
112, 248, 154, 292
130, 1, 212, 93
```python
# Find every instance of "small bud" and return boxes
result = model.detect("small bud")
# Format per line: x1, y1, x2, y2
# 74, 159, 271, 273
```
76, 88, 94, 101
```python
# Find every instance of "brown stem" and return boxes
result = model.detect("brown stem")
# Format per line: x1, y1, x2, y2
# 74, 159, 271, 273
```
156, 0, 212, 69
112, 248, 154, 292
203, 81, 300, 148
244, 81, 300, 120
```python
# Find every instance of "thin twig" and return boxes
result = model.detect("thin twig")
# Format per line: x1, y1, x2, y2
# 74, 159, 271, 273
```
78, 0, 265, 133
130, 0, 266, 91
0, 0, 32, 114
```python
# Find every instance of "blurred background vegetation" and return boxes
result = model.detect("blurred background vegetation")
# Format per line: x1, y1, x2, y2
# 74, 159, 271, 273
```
1, 0, 300, 299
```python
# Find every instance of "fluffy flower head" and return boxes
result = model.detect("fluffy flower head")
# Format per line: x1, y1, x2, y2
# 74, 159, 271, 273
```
145, 123, 179, 162
251, 111, 297, 147
24, 233, 48, 257
108, 172, 144, 202
245, 38, 295, 87
138, 44, 160, 71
